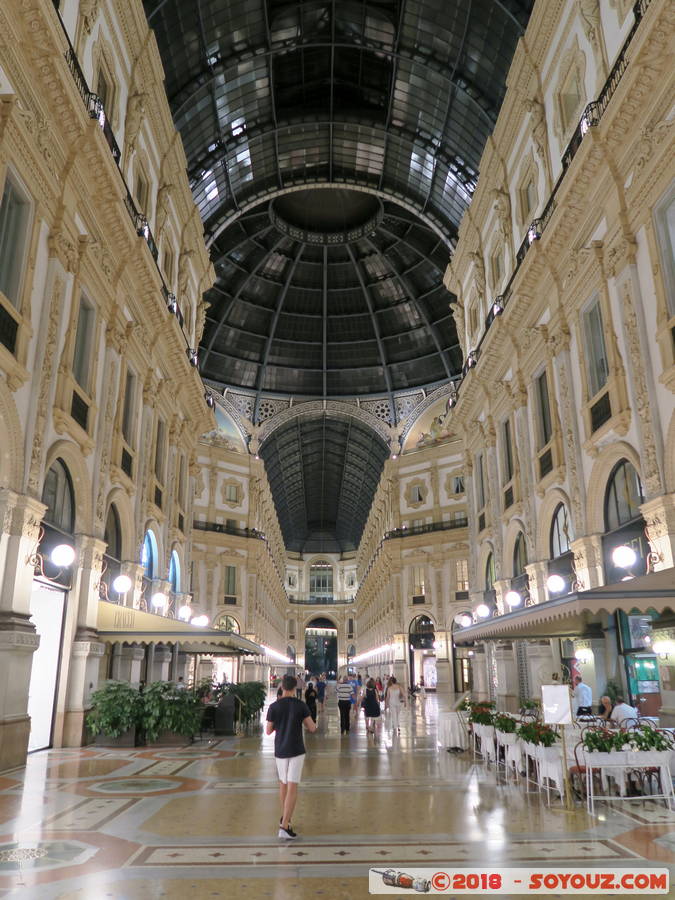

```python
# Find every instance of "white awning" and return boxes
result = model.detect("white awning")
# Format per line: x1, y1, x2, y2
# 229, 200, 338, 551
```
453, 568, 675, 643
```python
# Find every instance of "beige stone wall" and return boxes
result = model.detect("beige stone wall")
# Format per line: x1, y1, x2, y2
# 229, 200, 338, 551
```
0, 0, 212, 766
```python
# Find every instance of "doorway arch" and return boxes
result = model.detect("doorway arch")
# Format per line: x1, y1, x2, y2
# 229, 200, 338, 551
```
409, 614, 435, 688
304, 616, 338, 678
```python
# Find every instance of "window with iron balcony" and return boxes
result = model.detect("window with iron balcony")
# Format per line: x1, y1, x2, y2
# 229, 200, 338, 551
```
53, 292, 99, 452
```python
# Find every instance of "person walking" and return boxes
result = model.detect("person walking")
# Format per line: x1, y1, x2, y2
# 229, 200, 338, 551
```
266, 674, 317, 840
385, 676, 406, 733
316, 674, 326, 713
296, 671, 305, 700
305, 681, 318, 722
337, 676, 355, 734
362, 677, 381, 734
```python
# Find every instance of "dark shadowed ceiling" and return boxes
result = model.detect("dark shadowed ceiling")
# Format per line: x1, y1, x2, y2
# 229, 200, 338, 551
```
145, 0, 533, 550
259, 414, 390, 553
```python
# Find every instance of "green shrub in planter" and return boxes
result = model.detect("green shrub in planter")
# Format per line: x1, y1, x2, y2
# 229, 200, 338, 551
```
516, 721, 559, 746
494, 713, 518, 733
141, 681, 203, 743
223, 681, 267, 725
87, 681, 142, 740
468, 703, 495, 726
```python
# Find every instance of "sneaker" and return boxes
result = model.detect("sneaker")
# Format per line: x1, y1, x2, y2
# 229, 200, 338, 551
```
278, 826, 297, 840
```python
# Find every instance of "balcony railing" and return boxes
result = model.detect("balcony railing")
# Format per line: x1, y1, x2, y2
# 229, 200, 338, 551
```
384, 517, 468, 541
457, 0, 653, 384
288, 596, 355, 605
193, 520, 264, 539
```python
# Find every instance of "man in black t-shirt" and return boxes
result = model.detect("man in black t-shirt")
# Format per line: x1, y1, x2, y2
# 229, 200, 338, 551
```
266, 673, 317, 839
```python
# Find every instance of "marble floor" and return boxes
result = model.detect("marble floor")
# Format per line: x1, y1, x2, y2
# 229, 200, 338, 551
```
1, 696, 675, 898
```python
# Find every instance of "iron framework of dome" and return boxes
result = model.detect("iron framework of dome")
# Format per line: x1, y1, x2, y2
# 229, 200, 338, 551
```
145, 0, 533, 408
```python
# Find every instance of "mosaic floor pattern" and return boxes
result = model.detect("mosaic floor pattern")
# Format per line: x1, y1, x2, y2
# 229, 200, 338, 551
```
0, 695, 674, 898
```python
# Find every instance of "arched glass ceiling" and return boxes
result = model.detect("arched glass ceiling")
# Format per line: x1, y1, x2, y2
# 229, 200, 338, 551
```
200, 191, 462, 405
144, 0, 532, 242
259, 413, 390, 553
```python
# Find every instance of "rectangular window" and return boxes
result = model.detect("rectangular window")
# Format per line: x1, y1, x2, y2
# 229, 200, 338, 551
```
224, 565, 236, 596
225, 483, 239, 502
583, 299, 609, 398
96, 68, 113, 119
502, 419, 514, 484
654, 189, 675, 316
452, 475, 465, 494
226, 518, 237, 531
524, 179, 536, 216
536, 370, 552, 448
411, 485, 423, 503
135, 169, 149, 212
178, 455, 186, 507
163, 246, 174, 284
456, 559, 469, 591
72, 297, 95, 391
475, 452, 486, 509
121, 368, 136, 446
469, 303, 478, 335
412, 566, 425, 596
154, 418, 165, 482
0, 175, 30, 307
412, 518, 424, 532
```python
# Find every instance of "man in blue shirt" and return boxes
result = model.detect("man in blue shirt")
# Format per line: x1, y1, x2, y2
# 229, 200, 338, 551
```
266, 674, 317, 839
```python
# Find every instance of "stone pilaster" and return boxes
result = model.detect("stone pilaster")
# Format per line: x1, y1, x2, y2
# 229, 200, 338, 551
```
494, 641, 518, 712
60, 639, 105, 747
524, 560, 549, 604
641, 493, 675, 571
570, 534, 605, 590
0, 490, 45, 769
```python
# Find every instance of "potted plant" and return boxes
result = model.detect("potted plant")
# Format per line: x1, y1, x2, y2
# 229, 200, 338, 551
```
141, 681, 203, 745
222, 681, 267, 726
494, 713, 518, 734
517, 721, 559, 747
467, 702, 495, 726
87, 681, 142, 746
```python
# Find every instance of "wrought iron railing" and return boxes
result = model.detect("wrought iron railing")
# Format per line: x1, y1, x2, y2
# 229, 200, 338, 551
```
53, 8, 193, 349
288, 596, 355, 605
193, 520, 264, 539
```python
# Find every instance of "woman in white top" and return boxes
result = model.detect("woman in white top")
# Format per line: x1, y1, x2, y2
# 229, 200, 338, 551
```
384, 676, 406, 733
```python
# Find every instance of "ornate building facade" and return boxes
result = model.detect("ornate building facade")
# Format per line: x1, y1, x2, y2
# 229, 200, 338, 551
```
444, 0, 675, 713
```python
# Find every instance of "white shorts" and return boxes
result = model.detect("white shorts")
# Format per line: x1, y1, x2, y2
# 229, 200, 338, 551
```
275, 754, 305, 784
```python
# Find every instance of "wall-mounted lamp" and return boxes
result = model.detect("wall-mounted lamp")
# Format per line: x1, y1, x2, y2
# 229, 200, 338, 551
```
166, 293, 178, 315
205, 391, 215, 408
505, 590, 522, 608
546, 574, 566, 594
186, 348, 199, 367
476, 603, 490, 618
466, 350, 478, 368
447, 389, 458, 409
492, 297, 504, 316
112, 574, 132, 594
151, 592, 168, 609
574, 647, 593, 663
27, 527, 77, 581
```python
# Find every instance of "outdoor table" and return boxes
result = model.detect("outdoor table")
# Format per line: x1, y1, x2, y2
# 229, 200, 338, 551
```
438, 711, 468, 750
495, 729, 521, 779
580, 748, 674, 814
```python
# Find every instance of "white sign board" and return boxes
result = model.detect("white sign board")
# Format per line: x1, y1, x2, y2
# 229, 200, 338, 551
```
541, 684, 572, 725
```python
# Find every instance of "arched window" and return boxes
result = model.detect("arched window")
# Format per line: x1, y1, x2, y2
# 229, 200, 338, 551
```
309, 560, 333, 599
169, 550, 180, 593
214, 614, 239, 633
409, 615, 435, 649
604, 460, 644, 532
141, 531, 156, 580
41, 459, 74, 533
513, 532, 528, 576
550, 503, 573, 557
104, 505, 121, 562
485, 553, 495, 591
347, 644, 356, 658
